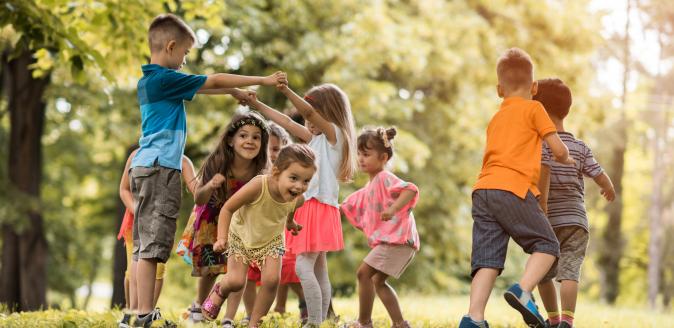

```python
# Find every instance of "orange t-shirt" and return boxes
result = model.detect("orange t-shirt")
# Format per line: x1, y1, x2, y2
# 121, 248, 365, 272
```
473, 97, 556, 199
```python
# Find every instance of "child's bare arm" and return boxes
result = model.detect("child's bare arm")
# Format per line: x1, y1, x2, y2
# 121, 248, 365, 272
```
193, 173, 226, 205
119, 150, 138, 211
543, 133, 575, 165
538, 165, 551, 214
198, 71, 287, 91
278, 84, 337, 144
248, 94, 313, 142
381, 189, 417, 221
593, 172, 616, 201
181, 156, 198, 194
213, 176, 264, 252
286, 196, 304, 235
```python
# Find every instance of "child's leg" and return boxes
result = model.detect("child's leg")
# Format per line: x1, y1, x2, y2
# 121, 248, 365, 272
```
520, 252, 556, 292
468, 268, 498, 321
290, 283, 305, 300
225, 289, 244, 320
136, 258, 158, 314
296, 252, 322, 324
129, 260, 138, 311
314, 251, 332, 321
197, 274, 217, 304
560, 280, 578, 324
152, 278, 163, 308
356, 262, 377, 325
218, 256, 248, 298
249, 256, 282, 327
274, 283, 289, 313
465, 190, 510, 322
372, 272, 405, 326
538, 279, 560, 324
243, 280, 257, 317
124, 277, 130, 309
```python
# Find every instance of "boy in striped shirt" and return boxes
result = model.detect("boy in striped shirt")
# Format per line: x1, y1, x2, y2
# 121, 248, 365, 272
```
535, 78, 616, 328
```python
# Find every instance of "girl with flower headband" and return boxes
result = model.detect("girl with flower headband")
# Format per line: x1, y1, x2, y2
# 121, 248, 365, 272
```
247, 82, 356, 326
341, 127, 420, 328
176, 111, 270, 326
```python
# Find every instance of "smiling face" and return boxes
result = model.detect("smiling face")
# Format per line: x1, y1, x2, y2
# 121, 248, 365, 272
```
229, 125, 262, 161
273, 162, 315, 202
357, 146, 388, 175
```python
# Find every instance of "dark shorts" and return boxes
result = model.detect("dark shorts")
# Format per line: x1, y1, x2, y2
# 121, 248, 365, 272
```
471, 189, 560, 277
542, 226, 589, 282
130, 165, 182, 263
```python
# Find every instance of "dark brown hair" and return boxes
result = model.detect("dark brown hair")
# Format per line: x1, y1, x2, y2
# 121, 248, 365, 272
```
197, 111, 269, 204
274, 144, 317, 173
496, 48, 534, 93
533, 78, 572, 120
148, 14, 196, 53
304, 84, 356, 182
357, 126, 397, 160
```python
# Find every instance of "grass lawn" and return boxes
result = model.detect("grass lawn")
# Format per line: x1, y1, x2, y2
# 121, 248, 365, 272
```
1, 294, 673, 327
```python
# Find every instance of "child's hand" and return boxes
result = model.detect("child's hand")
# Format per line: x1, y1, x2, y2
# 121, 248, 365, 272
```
601, 187, 616, 202
381, 207, 395, 221
209, 173, 226, 190
213, 238, 228, 253
276, 81, 289, 93
263, 71, 287, 86
287, 220, 303, 235
231, 89, 255, 106
557, 156, 576, 166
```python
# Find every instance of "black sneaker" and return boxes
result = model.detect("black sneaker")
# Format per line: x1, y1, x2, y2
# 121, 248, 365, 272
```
557, 322, 572, 328
133, 308, 176, 328
545, 319, 559, 328
118, 312, 132, 328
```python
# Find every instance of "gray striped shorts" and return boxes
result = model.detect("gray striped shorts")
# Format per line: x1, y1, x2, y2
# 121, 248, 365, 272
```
471, 189, 560, 277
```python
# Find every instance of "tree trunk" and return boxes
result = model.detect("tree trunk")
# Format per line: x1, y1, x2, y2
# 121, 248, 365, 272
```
598, 0, 631, 304
0, 51, 50, 311
647, 106, 665, 308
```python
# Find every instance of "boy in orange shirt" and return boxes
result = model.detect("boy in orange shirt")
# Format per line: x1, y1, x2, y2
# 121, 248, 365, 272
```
458, 48, 575, 328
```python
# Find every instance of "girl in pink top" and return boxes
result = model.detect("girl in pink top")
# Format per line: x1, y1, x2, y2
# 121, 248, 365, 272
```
341, 127, 419, 328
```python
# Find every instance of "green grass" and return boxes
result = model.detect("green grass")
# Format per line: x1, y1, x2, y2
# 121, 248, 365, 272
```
1, 295, 673, 327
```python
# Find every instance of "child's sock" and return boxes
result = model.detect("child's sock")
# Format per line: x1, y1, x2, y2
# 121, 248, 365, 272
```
547, 311, 561, 325
561, 310, 574, 326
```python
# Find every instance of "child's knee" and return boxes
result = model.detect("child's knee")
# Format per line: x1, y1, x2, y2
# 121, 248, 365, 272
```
371, 273, 388, 286
357, 266, 371, 281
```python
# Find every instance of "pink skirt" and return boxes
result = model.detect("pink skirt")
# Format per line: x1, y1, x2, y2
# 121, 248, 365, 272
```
287, 198, 343, 254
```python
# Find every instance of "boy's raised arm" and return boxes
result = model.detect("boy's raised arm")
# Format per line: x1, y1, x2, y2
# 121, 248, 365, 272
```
198, 71, 287, 91
543, 133, 575, 165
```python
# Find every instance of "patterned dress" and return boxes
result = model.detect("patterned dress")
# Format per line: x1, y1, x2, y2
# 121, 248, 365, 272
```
176, 178, 247, 276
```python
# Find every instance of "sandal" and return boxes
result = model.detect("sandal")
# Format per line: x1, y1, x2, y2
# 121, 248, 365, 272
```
201, 282, 225, 321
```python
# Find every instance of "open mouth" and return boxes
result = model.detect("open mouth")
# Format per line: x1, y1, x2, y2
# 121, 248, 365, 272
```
288, 190, 300, 197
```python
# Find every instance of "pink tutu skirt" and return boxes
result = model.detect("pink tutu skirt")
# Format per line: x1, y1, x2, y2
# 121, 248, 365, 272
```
287, 198, 343, 254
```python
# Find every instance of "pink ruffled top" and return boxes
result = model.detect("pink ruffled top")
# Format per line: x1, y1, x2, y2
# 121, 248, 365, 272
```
341, 170, 420, 250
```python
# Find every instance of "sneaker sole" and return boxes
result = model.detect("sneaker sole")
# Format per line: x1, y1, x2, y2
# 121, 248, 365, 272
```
504, 291, 545, 328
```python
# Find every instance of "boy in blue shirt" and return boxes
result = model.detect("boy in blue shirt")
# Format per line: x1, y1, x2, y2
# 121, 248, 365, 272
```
128, 13, 285, 328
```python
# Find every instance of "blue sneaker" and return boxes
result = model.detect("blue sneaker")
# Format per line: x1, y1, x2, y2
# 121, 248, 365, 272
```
458, 315, 490, 328
504, 283, 546, 327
